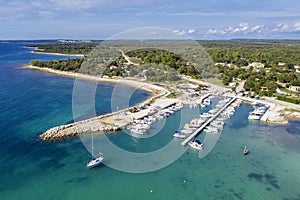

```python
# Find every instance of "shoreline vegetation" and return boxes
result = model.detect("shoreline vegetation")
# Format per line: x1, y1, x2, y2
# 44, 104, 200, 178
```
21, 40, 300, 140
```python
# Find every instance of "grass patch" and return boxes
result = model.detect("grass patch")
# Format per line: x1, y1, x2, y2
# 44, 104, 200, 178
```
281, 88, 299, 95
203, 78, 224, 86
166, 91, 182, 98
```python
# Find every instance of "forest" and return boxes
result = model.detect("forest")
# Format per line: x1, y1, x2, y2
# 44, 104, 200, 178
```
28, 40, 300, 102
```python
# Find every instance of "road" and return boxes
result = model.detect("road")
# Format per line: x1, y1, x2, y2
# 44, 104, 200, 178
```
119, 49, 139, 66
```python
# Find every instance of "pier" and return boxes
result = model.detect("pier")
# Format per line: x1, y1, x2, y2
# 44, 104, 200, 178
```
181, 97, 237, 146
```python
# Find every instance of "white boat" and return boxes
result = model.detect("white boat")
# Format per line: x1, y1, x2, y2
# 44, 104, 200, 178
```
203, 98, 211, 106
208, 109, 218, 114
173, 131, 186, 139
210, 120, 225, 129
200, 103, 206, 108
204, 126, 218, 133
87, 136, 103, 169
200, 112, 211, 118
188, 140, 203, 150
181, 129, 194, 134
248, 111, 261, 120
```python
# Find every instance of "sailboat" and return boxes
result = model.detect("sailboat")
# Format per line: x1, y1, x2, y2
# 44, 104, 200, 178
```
86, 135, 103, 169
243, 145, 249, 155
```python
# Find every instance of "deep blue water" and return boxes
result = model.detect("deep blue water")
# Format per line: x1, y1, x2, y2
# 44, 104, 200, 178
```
1, 42, 300, 200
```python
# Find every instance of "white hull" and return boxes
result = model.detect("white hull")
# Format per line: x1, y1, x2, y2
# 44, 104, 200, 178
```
173, 133, 186, 139
188, 140, 203, 150
87, 156, 103, 168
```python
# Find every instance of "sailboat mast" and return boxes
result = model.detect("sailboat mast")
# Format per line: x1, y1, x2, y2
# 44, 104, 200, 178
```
91, 135, 94, 157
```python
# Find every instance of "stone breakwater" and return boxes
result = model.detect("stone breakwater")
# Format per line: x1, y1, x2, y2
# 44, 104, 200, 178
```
40, 113, 121, 141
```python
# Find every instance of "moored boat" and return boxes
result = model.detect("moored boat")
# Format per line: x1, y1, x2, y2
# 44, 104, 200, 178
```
173, 131, 186, 139
248, 111, 262, 120
188, 140, 203, 150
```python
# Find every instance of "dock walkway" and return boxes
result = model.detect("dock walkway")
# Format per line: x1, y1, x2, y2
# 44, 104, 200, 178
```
181, 97, 237, 146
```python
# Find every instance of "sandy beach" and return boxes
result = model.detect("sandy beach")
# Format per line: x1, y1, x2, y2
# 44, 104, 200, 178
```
26, 46, 85, 57
31, 50, 85, 57
22, 65, 168, 95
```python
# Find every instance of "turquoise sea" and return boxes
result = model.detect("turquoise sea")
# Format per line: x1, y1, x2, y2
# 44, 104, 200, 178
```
1, 42, 300, 200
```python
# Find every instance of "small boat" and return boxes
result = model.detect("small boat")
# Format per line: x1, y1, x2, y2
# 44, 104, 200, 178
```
203, 98, 211, 106
248, 111, 261, 120
87, 155, 104, 168
243, 145, 249, 155
173, 131, 186, 139
181, 129, 194, 134
188, 140, 203, 150
87, 135, 103, 169
200, 112, 211, 118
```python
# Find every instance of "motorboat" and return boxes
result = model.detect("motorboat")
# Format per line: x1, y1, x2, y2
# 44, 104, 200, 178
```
188, 140, 203, 150
203, 98, 211, 106
173, 131, 186, 139
248, 111, 262, 120
200, 112, 211, 118
203, 126, 218, 133
243, 145, 249, 155
181, 129, 194, 134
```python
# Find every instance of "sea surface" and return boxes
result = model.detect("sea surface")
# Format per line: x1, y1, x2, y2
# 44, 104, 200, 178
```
1, 42, 300, 200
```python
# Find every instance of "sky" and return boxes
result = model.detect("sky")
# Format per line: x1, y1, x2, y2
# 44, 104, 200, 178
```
0, 0, 300, 40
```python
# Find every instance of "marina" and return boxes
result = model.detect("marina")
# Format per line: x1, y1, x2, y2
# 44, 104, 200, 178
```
181, 97, 237, 146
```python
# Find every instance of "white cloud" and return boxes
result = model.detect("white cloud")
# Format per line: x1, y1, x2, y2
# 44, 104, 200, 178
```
270, 23, 289, 32
294, 22, 300, 31
173, 28, 195, 35
188, 29, 195, 34
205, 22, 300, 38
251, 25, 264, 32
173, 29, 186, 35
206, 23, 264, 36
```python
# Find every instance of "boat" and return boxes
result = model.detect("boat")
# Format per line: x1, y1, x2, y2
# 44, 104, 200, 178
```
210, 120, 224, 129
180, 129, 194, 134
188, 140, 203, 150
203, 98, 211, 106
248, 111, 261, 120
203, 126, 218, 133
173, 131, 186, 139
200, 112, 211, 118
243, 145, 249, 155
86, 135, 103, 169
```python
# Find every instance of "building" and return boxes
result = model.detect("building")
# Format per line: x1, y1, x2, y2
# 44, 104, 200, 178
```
289, 86, 300, 92
278, 62, 286, 66
248, 62, 265, 72
228, 82, 237, 87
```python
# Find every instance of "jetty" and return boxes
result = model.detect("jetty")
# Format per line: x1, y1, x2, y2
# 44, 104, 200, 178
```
181, 97, 237, 146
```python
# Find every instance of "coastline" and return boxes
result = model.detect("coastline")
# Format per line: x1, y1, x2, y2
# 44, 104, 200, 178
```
22, 64, 167, 95
21, 64, 300, 140
31, 50, 85, 57
27, 46, 85, 57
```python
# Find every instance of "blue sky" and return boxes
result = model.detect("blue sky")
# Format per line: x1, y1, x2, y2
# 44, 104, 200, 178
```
1, 0, 300, 40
